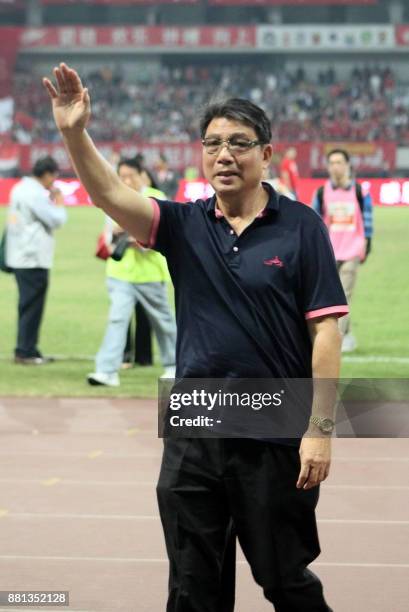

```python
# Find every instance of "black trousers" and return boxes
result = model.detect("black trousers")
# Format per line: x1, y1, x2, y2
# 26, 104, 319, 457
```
157, 438, 332, 612
123, 302, 153, 365
14, 268, 49, 358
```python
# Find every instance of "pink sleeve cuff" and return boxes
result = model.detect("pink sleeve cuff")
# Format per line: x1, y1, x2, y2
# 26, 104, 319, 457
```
305, 305, 349, 320
140, 198, 160, 248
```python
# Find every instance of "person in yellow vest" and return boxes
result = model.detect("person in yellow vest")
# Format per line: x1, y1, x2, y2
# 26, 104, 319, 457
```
87, 157, 176, 386
124, 160, 159, 367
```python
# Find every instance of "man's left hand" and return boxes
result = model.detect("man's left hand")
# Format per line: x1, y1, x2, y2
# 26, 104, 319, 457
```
296, 437, 331, 490
49, 187, 64, 206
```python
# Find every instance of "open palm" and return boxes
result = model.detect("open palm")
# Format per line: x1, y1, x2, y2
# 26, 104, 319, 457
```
43, 63, 91, 132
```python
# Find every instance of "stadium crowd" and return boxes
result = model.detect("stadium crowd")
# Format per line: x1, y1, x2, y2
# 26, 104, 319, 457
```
9, 63, 409, 145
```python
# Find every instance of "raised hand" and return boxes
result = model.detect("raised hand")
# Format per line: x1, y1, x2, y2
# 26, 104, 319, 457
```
43, 63, 91, 133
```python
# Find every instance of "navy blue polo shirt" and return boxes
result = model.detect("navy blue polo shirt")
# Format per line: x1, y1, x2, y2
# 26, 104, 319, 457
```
148, 182, 347, 383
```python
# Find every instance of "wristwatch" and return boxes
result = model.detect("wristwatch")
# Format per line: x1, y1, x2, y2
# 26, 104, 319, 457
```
309, 416, 335, 434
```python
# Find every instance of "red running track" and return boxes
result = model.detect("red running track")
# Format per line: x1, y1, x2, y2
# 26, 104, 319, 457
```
0, 397, 408, 612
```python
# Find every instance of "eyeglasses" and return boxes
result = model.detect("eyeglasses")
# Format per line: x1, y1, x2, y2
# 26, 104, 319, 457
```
201, 137, 263, 155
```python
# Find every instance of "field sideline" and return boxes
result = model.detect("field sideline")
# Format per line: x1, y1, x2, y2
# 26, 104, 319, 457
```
0, 205, 408, 397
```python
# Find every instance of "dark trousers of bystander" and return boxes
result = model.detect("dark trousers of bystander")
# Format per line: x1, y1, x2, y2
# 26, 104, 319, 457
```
123, 302, 153, 366
14, 268, 49, 358
134, 302, 153, 365
157, 438, 332, 612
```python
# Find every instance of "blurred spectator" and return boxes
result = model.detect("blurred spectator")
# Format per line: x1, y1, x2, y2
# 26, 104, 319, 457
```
87, 157, 176, 387
6, 156, 67, 365
155, 153, 179, 199
279, 147, 299, 199
311, 149, 373, 354
125, 161, 163, 369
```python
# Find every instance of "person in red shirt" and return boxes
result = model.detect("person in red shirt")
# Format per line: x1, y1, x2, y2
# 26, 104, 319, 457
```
279, 147, 299, 198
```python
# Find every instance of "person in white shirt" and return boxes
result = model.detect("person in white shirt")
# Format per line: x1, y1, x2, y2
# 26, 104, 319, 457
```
6, 156, 67, 365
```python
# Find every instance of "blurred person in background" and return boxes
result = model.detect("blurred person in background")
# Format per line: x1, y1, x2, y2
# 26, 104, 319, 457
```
155, 153, 179, 199
263, 166, 296, 200
124, 161, 162, 369
122, 153, 155, 369
87, 156, 176, 387
5, 156, 67, 365
106, 150, 153, 368
312, 149, 373, 352
139, 163, 162, 194
279, 146, 299, 199
44, 63, 347, 611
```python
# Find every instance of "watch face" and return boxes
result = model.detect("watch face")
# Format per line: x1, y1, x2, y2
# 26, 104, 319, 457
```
321, 418, 334, 433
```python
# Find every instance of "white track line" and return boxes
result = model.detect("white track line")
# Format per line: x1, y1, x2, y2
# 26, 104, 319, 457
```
3, 513, 159, 520
0, 354, 95, 361
332, 457, 409, 461
2, 513, 409, 524
1, 353, 408, 364
0, 610, 93, 612
0, 451, 162, 458
318, 519, 409, 525
342, 355, 409, 363
0, 479, 153, 486
0, 555, 407, 569
0, 451, 408, 460
1, 479, 409, 490
324, 485, 409, 490
314, 562, 409, 568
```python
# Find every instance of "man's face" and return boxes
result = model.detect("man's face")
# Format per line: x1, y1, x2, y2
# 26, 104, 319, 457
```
327, 153, 350, 183
118, 164, 144, 192
202, 117, 272, 197
41, 171, 58, 190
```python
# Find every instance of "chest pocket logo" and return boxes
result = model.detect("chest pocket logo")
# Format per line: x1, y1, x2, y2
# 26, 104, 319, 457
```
264, 256, 284, 268
328, 201, 356, 232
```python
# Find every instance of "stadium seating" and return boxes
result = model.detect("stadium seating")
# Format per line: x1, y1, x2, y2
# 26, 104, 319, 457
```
9, 63, 409, 145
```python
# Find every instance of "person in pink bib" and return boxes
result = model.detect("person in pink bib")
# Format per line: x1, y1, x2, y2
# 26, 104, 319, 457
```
312, 149, 373, 352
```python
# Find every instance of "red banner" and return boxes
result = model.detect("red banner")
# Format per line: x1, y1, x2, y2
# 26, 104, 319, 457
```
0, 141, 20, 172
396, 25, 409, 46
0, 177, 92, 206
308, 142, 396, 174
0, 27, 21, 96
175, 178, 409, 208
269, 142, 396, 176
1, 177, 406, 208
0, 141, 396, 177
209, 1, 377, 5
41, 1, 198, 4
17, 141, 203, 174
19, 26, 256, 49
10, 24, 403, 52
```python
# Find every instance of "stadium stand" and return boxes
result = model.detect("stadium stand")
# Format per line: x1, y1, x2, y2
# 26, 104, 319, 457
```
8, 63, 409, 145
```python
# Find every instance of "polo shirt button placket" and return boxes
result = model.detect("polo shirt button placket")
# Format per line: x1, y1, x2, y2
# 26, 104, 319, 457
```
229, 243, 241, 268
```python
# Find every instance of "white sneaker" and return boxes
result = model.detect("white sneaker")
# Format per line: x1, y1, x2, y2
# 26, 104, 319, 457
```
87, 372, 120, 387
160, 365, 176, 379
341, 334, 357, 353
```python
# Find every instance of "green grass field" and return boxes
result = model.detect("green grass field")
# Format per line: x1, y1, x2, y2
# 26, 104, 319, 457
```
0, 206, 408, 397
